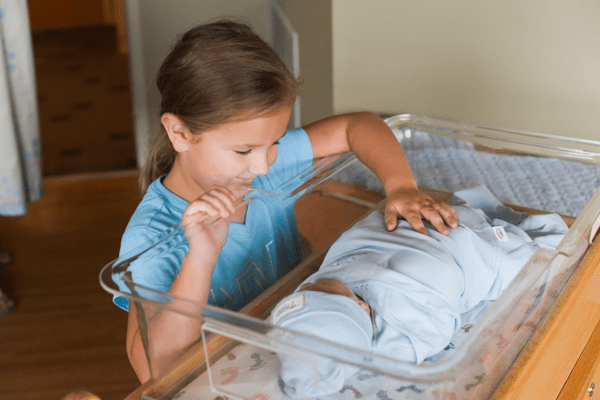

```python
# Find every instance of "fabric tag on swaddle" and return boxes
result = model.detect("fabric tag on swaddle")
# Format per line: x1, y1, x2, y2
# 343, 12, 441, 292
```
493, 226, 508, 241
272, 292, 306, 325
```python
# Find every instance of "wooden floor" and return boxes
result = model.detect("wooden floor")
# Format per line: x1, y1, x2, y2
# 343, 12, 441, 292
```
0, 171, 143, 400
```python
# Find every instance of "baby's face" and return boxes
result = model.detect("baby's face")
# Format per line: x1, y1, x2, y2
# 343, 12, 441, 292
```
298, 279, 371, 316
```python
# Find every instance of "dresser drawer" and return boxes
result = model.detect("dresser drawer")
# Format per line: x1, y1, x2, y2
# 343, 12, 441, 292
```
558, 317, 600, 399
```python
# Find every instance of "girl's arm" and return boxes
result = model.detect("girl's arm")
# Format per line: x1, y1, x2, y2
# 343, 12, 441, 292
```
126, 186, 238, 382
303, 112, 459, 235
126, 253, 215, 382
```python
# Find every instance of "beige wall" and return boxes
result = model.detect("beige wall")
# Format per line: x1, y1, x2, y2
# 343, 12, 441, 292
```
277, 0, 333, 125
332, 0, 600, 140
125, 0, 270, 164
126, 0, 333, 165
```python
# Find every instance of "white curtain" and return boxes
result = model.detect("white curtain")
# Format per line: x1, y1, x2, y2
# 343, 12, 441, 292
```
0, 0, 42, 216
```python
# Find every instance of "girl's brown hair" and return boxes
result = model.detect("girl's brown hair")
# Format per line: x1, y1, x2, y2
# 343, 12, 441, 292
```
139, 20, 301, 194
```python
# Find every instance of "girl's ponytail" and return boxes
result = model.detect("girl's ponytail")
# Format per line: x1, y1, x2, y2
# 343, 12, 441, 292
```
139, 128, 175, 194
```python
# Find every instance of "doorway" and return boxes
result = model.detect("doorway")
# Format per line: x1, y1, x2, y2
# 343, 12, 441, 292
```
28, 0, 136, 176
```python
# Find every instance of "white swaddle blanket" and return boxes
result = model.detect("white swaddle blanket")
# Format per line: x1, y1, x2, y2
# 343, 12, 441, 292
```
273, 186, 568, 399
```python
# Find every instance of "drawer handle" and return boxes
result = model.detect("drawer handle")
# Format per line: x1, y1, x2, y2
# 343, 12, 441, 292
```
590, 382, 595, 397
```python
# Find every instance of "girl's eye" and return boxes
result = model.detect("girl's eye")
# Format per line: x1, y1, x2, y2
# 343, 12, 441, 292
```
234, 141, 278, 155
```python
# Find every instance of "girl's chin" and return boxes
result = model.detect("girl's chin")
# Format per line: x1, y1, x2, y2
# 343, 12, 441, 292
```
229, 182, 253, 197
234, 178, 255, 186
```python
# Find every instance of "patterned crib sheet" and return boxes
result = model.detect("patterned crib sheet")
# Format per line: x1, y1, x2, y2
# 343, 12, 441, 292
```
170, 132, 586, 399
173, 298, 529, 400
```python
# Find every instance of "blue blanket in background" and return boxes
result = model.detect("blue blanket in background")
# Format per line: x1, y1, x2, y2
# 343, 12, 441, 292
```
335, 130, 600, 217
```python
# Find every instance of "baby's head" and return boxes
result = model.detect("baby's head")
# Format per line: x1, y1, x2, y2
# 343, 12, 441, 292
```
141, 20, 301, 193
271, 279, 373, 399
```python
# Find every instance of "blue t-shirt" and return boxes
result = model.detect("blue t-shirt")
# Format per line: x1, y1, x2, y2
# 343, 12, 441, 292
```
113, 128, 313, 311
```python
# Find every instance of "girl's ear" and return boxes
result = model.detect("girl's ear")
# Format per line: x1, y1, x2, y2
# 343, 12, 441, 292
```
161, 113, 193, 152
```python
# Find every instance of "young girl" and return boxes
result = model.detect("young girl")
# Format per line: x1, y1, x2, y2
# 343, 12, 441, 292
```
116, 20, 459, 382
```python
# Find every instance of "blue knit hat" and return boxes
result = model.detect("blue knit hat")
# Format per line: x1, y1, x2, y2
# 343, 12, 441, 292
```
271, 290, 373, 399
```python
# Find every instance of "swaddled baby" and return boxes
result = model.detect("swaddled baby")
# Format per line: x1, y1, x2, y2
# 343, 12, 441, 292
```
271, 186, 568, 399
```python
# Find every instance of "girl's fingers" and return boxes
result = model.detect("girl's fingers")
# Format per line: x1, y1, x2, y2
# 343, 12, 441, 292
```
184, 186, 240, 219
404, 211, 428, 235
203, 189, 238, 215
389, 205, 429, 235
385, 198, 459, 236
437, 205, 460, 227
384, 210, 399, 231
186, 196, 228, 219
421, 209, 449, 235
181, 203, 218, 227
385, 203, 425, 234
423, 203, 458, 226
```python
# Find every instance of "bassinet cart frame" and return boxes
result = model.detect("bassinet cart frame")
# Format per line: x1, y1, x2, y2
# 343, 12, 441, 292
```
101, 115, 600, 400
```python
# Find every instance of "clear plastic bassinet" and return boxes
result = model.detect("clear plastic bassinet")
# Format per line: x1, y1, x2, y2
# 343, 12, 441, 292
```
100, 114, 600, 400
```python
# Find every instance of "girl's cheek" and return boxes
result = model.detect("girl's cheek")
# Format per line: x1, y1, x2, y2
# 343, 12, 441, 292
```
267, 146, 278, 166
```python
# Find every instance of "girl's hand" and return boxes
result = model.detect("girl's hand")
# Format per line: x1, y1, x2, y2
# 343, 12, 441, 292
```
384, 187, 460, 235
181, 186, 244, 265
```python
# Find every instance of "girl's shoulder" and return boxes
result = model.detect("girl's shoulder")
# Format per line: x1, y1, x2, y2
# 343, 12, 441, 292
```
131, 178, 186, 225
280, 127, 311, 152
255, 128, 313, 191
120, 177, 187, 256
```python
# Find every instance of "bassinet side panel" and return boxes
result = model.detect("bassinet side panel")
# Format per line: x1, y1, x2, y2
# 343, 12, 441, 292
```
490, 237, 600, 399
122, 180, 387, 400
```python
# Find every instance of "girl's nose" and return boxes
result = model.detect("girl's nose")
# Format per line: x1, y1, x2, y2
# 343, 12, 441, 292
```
248, 153, 270, 175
